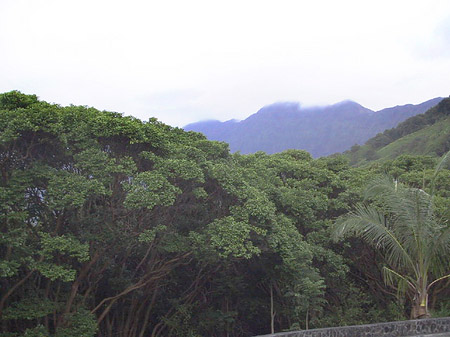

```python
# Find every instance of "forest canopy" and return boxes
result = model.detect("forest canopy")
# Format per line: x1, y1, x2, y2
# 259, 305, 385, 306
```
1, 91, 449, 337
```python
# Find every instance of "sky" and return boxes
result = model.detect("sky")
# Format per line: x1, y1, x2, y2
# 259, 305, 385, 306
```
1, 0, 450, 127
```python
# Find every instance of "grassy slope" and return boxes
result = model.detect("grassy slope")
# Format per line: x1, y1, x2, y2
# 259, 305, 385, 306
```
348, 117, 450, 166
346, 97, 450, 165
376, 116, 450, 159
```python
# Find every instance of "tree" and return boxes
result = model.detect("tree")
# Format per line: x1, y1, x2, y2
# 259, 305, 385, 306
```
332, 153, 450, 318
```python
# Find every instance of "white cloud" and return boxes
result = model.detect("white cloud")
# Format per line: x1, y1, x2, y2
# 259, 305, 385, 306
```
1, 0, 449, 126
413, 16, 450, 59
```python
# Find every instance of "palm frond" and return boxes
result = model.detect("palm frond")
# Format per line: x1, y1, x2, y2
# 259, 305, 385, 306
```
394, 188, 435, 256
427, 272, 450, 291
332, 203, 416, 272
363, 175, 396, 201
434, 225, 450, 253
431, 150, 450, 196
383, 267, 414, 299
425, 226, 450, 277
364, 176, 437, 262
434, 150, 450, 177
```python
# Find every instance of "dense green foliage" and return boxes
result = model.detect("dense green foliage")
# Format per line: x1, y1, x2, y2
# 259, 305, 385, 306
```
1, 91, 449, 337
332, 170, 450, 319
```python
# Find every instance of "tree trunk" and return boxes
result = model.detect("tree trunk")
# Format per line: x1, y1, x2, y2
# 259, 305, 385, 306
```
270, 283, 275, 334
411, 291, 430, 319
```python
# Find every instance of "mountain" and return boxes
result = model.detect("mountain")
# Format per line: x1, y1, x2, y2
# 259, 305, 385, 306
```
184, 98, 443, 157
346, 96, 450, 165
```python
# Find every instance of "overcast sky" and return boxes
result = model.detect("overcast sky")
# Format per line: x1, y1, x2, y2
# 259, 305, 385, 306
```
1, 0, 450, 127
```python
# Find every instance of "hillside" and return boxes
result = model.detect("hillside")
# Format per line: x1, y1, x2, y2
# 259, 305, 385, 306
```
184, 98, 443, 157
347, 96, 450, 165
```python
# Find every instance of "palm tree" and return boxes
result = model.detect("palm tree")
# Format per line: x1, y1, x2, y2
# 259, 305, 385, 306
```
332, 153, 450, 319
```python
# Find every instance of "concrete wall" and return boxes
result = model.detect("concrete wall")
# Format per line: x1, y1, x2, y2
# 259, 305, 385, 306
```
255, 317, 450, 337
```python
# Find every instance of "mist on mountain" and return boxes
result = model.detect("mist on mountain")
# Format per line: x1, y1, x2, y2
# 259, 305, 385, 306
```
184, 98, 443, 157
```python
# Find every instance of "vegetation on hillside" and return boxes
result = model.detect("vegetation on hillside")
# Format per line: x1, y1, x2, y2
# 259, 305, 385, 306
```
1, 91, 449, 337
347, 97, 450, 165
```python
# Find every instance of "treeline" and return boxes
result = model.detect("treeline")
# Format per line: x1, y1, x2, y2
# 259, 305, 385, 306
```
1, 91, 449, 337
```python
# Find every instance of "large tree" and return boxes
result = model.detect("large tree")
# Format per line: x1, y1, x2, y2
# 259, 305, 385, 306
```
0, 91, 330, 336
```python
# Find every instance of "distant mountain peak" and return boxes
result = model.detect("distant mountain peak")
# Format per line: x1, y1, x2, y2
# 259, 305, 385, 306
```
255, 102, 301, 115
184, 97, 443, 157
333, 99, 363, 107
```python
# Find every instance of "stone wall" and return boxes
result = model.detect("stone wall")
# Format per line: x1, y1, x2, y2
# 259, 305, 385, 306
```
255, 317, 450, 337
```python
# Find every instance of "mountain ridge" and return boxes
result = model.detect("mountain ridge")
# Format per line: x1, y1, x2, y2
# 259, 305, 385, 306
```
184, 97, 443, 157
